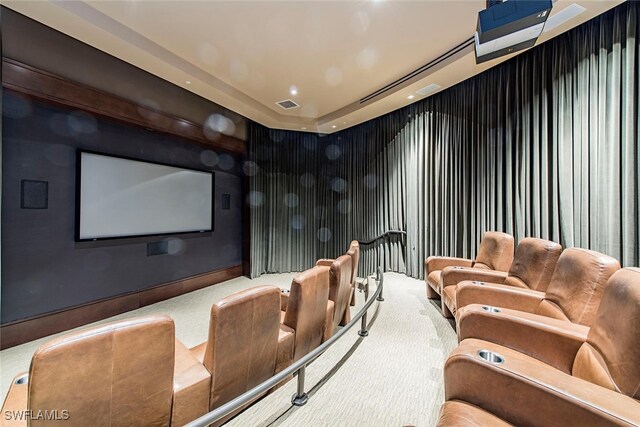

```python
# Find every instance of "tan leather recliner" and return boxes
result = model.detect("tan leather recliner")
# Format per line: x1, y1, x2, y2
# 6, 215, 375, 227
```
317, 240, 361, 323
440, 237, 562, 318
440, 267, 640, 426
281, 265, 331, 362
426, 231, 514, 301
456, 248, 620, 344
347, 240, 360, 310
317, 255, 353, 342
0, 315, 211, 427
189, 285, 289, 426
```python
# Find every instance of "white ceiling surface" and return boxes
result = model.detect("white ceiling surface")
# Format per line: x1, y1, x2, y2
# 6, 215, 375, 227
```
4, 1, 624, 134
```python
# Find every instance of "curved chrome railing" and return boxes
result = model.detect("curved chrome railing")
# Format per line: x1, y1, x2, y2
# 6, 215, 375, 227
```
357, 230, 406, 246
185, 267, 385, 427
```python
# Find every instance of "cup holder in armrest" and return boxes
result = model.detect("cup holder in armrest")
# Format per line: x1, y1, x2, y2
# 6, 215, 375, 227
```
481, 305, 501, 313
477, 350, 505, 365
280, 289, 290, 293
15, 374, 28, 385
472, 281, 485, 285
454, 266, 465, 270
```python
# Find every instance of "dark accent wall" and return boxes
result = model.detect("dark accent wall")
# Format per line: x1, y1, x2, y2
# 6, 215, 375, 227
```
1, 94, 242, 323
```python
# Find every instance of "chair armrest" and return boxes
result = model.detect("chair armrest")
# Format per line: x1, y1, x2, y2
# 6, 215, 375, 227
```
436, 401, 513, 427
457, 305, 589, 373
1, 373, 28, 427
426, 256, 473, 274
275, 324, 294, 375
316, 259, 335, 267
280, 290, 290, 312
456, 281, 544, 313
172, 339, 211, 426
445, 339, 640, 427
441, 267, 508, 289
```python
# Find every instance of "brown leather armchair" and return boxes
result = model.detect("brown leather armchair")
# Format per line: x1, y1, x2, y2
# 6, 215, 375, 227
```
439, 267, 640, 426
457, 248, 620, 343
318, 255, 353, 342
316, 240, 361, 323
440, 237, 562, 318
188, 285, 288, 426
0, 315, 210, 427
281, 265, 331, 362
347, 240, 360, 309
426, 231, 514, 301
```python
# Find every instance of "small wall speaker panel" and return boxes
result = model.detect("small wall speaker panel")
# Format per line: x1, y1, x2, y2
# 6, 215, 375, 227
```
21, 180, 49, 209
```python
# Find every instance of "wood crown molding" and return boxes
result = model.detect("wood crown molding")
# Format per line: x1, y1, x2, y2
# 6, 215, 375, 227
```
0, 264, 243, 350
1, 58, 247, 156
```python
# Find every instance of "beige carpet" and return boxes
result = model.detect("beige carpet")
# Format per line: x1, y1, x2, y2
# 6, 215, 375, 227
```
0, 272, 457, 426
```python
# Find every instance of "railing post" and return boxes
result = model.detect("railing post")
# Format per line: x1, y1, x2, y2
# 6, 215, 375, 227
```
358, 276, 371, 337
291, 365, 309, 406
358, 311, 369, 337
376, 267, 384, 301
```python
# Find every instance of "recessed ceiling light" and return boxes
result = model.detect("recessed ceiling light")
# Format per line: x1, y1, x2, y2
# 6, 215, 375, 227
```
407, 95, 415, 99
289, 85, 298, 96
332, 125, 337, 129
342, 121, 347, 124
301, 127, 307, 130
185, 80, 191, 84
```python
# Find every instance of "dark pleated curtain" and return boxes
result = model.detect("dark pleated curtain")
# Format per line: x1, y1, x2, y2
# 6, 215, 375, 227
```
249, 1, 640, 279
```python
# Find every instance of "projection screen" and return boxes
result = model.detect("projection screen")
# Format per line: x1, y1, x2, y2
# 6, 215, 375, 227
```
77, 151, 213, 241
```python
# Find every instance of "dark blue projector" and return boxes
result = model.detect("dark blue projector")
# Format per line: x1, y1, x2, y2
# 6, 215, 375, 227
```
475, 0, 553, 64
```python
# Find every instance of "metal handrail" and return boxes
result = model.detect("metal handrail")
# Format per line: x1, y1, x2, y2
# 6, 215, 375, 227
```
185, 267, 385, 427
357, 230, 406, 245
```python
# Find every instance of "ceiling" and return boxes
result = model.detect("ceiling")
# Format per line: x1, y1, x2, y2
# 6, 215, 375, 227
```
4, 0, 624, 134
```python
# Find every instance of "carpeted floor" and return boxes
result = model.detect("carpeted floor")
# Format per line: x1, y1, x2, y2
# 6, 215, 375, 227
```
0, 272, 457, 426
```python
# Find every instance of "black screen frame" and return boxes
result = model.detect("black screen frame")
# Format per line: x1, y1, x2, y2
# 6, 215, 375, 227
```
75, 149, 215, 242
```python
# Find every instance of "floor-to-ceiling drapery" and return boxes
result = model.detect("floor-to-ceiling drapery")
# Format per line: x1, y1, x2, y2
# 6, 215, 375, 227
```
248, 1, 639, 279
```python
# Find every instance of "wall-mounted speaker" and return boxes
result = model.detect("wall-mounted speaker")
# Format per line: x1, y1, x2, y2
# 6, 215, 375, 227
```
222, 194, 231, 210
147, 241, 169, 256
21, 180, 49, 209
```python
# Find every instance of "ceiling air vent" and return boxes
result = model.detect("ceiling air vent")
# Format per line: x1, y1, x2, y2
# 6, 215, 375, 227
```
416, 83, 441, 96
359, 37, 473, 104
276, 99, 299, 109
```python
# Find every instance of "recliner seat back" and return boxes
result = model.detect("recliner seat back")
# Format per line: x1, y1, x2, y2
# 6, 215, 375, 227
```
572, 267, 640, 399
28, 315, 175, 426
536, 248, 620, 326
347, 240, 360, 285
202, 285, 281, 410
283, 265, 330, 361
329, 255, 353, 331
473, 231, 514, 271
503, 237, 562, 291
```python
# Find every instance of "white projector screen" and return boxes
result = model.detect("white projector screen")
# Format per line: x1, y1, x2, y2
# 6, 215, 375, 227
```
77, 151, 213, 241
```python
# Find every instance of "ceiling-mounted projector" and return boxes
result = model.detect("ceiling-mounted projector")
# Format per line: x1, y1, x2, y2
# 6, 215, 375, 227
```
475, 0, 553, 64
